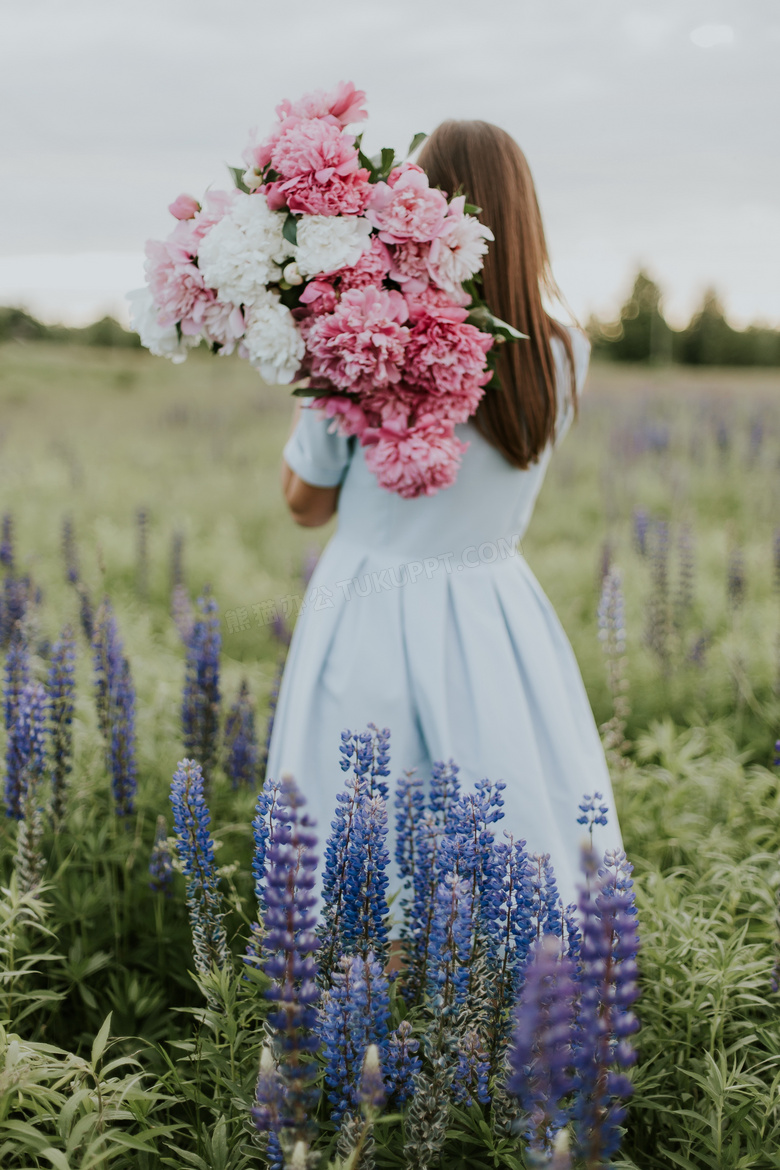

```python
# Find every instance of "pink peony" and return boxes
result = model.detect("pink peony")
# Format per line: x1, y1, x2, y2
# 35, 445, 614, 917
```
299, 279, 339, 315
388, 240, 431, 293
276, 81, 367, 127
366, 164, 448, 244
336, 237, 392, 291
265, 167, 373, 216
403, 313, 493, 419
306, 286, 409, 393
405, 285, 470, 322
311, 394, 371, 439
145, 237, 206, 328
169, 193, 200, 220
363, 419, 467, 499
193, 298, 245, 353
271, 117, 359, 180
426, 195, 494, 293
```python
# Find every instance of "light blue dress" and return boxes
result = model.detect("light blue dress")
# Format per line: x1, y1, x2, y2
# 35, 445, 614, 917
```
269, 325, 622, 906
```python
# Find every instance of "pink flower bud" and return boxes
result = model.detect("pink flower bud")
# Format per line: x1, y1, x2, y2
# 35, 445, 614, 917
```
168, 194, 200, 220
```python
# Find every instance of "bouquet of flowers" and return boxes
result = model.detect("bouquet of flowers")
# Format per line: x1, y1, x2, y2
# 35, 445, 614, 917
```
129, 81, 524, 498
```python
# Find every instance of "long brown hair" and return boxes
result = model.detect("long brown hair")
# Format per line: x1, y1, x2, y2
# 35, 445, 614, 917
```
417, 120, 577, 468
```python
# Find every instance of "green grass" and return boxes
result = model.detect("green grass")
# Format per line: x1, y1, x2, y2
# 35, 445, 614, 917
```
1, 343, 780, 1168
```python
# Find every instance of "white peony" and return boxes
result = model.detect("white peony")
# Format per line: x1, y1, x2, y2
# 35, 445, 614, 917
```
197, 192, 292, 306
427, 210, 494, 293
293, 214, 372, 277
126, 287, 199, 363
242, 290, 305, 385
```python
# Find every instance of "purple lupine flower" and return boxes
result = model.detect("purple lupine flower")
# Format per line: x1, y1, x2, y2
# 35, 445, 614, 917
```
727, 545, 745, 609
675, 523, 695, 628
255, 775, 320, 1147
429, 758, 461, 825
92, 599, 123, 744
339, 723, 391, 801
170, 758, 229, 977
1, 573, 32, 646
507, 934, 576, 1155
484, 833, 535, 1052
149, 815, 174, 896
0, 513, 13, 570
5, 680, 47, 820
452, 1029, 490, 1107
572, 846, 641, 1166
246, 777, 283, 970
4, 625, 30, 734
110, 656, 137, 817
632, 508, 649, 557
402, 811, 444, 1004
61, 515, 80, 585
577, 793, 609, 844
223, 678, 258, 788
530, 853, 563, 941
258, 654, 284, 785
181, 590, 221, 786
427, 873, 473, 1016
686, 630, 711, 668
136, 506, 149, 600
77, 583, 94, 643
171, 583, 194, 644
441, 778, 507, 947
394, 769, 425, 883
48, 626, 76, 823
319, 951, 390, 1123
358, 1044, 386, 1111
385, 1020, 421, 1106
318, 768, 367, 978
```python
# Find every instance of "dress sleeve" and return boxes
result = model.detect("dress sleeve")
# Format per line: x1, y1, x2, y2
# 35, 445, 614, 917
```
554, 326, 591, 444
282, 399, 354, 488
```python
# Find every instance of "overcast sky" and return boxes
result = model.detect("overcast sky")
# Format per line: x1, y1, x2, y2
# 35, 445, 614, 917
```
1, 0, 778, 327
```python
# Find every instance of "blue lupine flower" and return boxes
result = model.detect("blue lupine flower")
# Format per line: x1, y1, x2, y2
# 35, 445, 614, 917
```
577, 792, 609, 842
385, 1020, 421, 1106
0, 513, 13, 570
5, 680, 47, 820
92, 599, 123, 744
110, 656, 137, 817
253, 1045, 286, 1136
429, 758, 461, 825
394, 770, 425, 880
572, 846, 640, 1165
1, 573, 32, 646
170, 758, 229, 977
402, 811, 444, 1002
507, 934, 576, 1154
452, 1029, 490, 1107
181, 591, 221, 784
427, 873, 473, 1015
339, 723, 391, 800
319, 951, 390, 1123
341, 793, 391, 963
319, 768, 367, 975
245, 776, 283, 971
484, 834, 535, 1044
224, 678, 258, 788
256, 775, 320, 1145
358, 1044, 387, 1111
149, 815, 174, 896
48, 626, 76, 822
77, 583, 95, 643
4, 626, 30, 733
258, 654, 283, 785
530, 853, 563, 941
632, 508, 649, 557
61, 515, 80, 585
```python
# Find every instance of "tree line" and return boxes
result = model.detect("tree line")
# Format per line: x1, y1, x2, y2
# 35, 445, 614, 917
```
587, 271, 780, 366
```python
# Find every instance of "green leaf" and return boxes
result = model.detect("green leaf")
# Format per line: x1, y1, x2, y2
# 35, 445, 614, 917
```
466, 305, 528, 342
41, 1150, 71, 1170
463, 201, 482, 215
379, 146, 396, 178
90, 1012, 112, 1067
358, 150, 379, 181
282, 214, 298, 247
227, 165, 250, 194
406, 131, 427, 157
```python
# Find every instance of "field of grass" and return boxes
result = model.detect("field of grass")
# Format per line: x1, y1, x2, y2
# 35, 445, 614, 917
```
1, 342, 779, 1169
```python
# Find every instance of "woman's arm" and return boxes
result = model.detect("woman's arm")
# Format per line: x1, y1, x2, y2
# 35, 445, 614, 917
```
281, 401, 340, 527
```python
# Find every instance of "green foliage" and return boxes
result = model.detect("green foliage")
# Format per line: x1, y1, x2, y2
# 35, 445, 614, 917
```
0, 345, 779, 1165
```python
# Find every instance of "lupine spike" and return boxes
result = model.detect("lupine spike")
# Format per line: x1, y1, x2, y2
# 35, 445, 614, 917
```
254, 775, 320, 1150
385, 1020, 421, 1107
0, 513, 13, 570
597, 566, 631, 765
429, 758, 461, 825
14, 687, 48, 893
149, 815, 174, 896
4, 626, 30, 734
427, 873, 472, 1016
572, 845, 641, 1166
181, 590, 221, 786
61, 515, 80, 585
451, 1029, 490, 1107
506, 934, 576, 1156
110, 656, 137, 817
170, 758, 230, 979
319, 951, 390, 1123
645, 519, 670, 671
5, 680, 47, 821
529, 852, 562, 941
727, 544, 745, 609
223, 678, 259, 788
136, 506, 149, 600
48, 626, 76, 823
339, 723, 392, 800
245, 776, 283, 970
